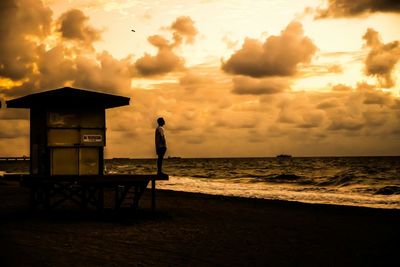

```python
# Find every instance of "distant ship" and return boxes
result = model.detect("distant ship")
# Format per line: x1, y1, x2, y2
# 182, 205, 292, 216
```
276, 154, 292, 158
167, 156, 182, 159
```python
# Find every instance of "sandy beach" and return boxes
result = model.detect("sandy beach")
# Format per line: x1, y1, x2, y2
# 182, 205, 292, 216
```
0, 180, 399, 267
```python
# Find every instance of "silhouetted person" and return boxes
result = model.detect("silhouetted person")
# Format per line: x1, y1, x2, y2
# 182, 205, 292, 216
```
155, 117, 167, 175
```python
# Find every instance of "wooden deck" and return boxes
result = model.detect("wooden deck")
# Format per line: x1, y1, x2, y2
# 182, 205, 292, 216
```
4, 174, 168, 211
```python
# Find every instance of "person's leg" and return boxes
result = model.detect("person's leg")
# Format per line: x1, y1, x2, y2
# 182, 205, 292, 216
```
157, 153, 163, 174
157, 147, 166, 174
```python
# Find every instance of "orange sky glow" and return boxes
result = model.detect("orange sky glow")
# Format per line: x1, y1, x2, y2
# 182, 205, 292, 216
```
1, 0, 400, 157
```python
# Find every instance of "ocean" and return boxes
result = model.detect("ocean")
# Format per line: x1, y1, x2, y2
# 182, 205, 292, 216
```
105, 157, 400, 209
1, 157, 399, 209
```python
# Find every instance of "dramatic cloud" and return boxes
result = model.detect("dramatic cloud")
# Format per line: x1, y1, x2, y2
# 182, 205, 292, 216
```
57, 9, 101, 49
222, 22, 317, 78
232, 76, 289, 95
315, 0, 400, 18
0, 1, 137, 103
0, 0, 52, 80
134, 16, 198, 76
134, 35, 184, 76
362, 28, 400, 88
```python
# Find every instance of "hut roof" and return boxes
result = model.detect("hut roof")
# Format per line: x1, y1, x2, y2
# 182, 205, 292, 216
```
6, 87, 130, 109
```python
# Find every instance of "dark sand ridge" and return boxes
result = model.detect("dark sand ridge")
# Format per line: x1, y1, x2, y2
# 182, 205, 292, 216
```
0, 181, 398, 266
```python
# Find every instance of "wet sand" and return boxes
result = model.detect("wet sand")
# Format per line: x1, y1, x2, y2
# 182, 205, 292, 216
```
0, 181, 399, 266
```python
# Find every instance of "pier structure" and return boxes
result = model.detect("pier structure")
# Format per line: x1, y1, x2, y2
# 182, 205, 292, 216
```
5, 87, 168, 211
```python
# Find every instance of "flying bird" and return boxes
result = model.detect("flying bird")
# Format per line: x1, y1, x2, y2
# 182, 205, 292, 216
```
131, 29, 135, 32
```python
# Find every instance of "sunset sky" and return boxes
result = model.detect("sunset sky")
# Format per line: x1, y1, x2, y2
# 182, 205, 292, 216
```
1, 0, 400, 158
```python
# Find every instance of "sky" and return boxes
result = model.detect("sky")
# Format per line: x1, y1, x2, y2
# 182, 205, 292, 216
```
0, 0, 400, 158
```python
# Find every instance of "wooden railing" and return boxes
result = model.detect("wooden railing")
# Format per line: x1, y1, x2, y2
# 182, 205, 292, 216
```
0, 156, 30, 161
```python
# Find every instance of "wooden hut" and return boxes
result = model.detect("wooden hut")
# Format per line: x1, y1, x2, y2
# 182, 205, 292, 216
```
6, 87, 167, 210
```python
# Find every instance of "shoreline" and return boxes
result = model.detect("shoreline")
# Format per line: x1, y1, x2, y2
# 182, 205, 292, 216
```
157, 188, 400, 212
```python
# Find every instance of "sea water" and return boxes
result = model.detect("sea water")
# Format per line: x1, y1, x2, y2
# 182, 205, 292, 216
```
1, 157, 399, 209
105, 157, 400, 209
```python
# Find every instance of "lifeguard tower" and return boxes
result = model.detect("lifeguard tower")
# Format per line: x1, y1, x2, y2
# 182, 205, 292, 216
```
6, 87, 167, 210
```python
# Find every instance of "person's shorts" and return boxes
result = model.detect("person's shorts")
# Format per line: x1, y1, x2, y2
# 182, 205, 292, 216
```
156, 147, 167, 156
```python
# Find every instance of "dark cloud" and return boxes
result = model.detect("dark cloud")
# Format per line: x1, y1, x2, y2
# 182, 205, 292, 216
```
0, 0, 52, 80
363, 28, 400, 88
0, 46, 132, 97
222, 22, 317, 78
0, 1, 137, 98
232, 76, 289, 95
315, 0, 400, 18
58, 9, 101, 49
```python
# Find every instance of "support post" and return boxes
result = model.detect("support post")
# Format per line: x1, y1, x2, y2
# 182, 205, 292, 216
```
151, 178, 156, 212
97, 187, 104, 210
44, 184, 50, 210
29, 187, 37, 208
81, 186, 88, 209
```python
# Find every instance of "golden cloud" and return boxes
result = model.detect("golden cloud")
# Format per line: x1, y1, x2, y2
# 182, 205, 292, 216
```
134, 16, 198, 76
134, 36, 184, 76
222, 22, 317, 78
170, 16, 198, 45
363, 28, 400, 88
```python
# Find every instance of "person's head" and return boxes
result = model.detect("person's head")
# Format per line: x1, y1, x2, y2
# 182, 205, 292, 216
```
157, 117, 165, 126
